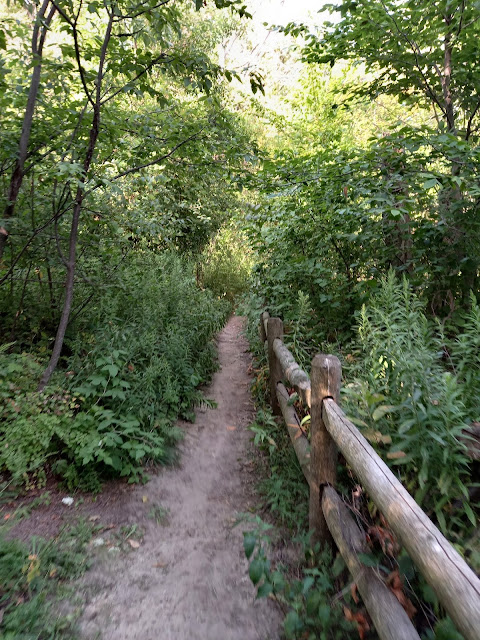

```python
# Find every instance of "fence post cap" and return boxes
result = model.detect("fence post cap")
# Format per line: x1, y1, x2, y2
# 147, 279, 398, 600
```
312, 354, 341, 369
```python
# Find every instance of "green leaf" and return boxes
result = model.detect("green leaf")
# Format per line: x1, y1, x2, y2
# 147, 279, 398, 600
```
102, 364, 119, 377
464, 502, 477, 527
257, 581, 272, 598
284, 611, 303, 638
243, 533, 256, 560
249, 558, 264, 585
435, 508, 447, 533
332, 553, 345, 577
318, 602, 330, 625
302, 576, 315, 594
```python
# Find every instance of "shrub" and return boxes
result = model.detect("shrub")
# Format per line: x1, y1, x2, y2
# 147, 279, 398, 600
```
344, 272, 473, 524
0, 252, 230, 488
200, 223, 253, 302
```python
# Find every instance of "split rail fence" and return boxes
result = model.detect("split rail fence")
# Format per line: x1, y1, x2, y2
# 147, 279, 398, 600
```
259, 311, 480, 640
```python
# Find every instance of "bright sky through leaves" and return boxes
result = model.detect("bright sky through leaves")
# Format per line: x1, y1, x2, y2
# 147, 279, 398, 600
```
250, 0, 323, 26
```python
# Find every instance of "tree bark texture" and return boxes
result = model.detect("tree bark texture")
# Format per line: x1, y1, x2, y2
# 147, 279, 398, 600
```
273, 338, 311, 408
276, 382, 311, 485
0, 0, 56, 260
266, 317, 284, 415
309, 354, 341, 546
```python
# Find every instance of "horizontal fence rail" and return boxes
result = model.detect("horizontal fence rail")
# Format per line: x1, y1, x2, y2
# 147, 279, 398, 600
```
259, 312, 480, 640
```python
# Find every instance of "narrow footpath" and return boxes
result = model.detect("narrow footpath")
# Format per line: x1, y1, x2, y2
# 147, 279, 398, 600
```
79, 315, 282, 640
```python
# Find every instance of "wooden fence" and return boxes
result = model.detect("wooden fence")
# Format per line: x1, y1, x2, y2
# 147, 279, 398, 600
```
260, 311, 480, 640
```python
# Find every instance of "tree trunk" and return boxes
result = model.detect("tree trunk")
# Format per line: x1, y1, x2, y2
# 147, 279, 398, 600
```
38, 11, 113, 391
0, 0, 56, 260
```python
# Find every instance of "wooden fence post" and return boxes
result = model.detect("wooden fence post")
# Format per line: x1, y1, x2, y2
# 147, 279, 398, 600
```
267, 317, 283, 415
259, 311, 269, 343
309, 354, 341, 545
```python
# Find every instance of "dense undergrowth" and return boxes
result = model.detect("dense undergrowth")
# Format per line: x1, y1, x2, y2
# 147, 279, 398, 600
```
0, 253, 230, 491
1, 2, 480, 638
240, 271, 479, 639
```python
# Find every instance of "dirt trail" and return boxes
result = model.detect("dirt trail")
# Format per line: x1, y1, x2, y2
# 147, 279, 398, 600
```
79, 315, 282, 640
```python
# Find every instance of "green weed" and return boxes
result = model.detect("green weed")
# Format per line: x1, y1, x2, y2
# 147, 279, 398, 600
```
148, 504, 170, 526
200, 223, 254, 302
344, 272, 476, 535
243, 522, 358, 640
0, 519, 97, 639
248, 409, 309, 532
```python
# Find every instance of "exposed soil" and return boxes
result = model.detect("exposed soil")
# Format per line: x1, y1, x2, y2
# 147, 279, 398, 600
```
74, 315, 282, 640
2, 477, 138, 542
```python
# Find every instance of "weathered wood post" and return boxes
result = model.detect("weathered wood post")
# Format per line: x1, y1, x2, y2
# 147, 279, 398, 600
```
267, 317, 283, 415
309, 354, 341, 545
259, 311, 269, 343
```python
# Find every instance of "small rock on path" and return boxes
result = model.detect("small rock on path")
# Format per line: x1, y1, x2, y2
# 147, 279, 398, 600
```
79, 315, 282, 640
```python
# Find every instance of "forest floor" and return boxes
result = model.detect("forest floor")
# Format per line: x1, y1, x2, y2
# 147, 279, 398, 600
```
71, 314, 282, 639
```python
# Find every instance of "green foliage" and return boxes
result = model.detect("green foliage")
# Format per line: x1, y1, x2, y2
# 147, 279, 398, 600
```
344, 272, 474, 529
0, 253, 229, 488
248, 408, 309, 532
0, 519, 96, 639
287, 0, 480, 134
200, 223, 253, 302
243, 524, 357, 640
247, 122, 480, 342
447, 293, 480, 418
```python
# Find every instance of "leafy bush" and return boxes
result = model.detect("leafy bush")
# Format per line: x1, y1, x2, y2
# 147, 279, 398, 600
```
344, 272, 474, 526
447, 292, 480, 419
200, 223, 253, 302
0, 253, 229, 488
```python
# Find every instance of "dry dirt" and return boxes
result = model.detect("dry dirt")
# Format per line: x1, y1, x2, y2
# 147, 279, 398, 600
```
77, 315, 282, 640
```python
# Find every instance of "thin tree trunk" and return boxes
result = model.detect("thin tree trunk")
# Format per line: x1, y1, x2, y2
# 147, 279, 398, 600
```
441, 18, 456, 135
0, 0, 56, 260
38, 11, 113, 391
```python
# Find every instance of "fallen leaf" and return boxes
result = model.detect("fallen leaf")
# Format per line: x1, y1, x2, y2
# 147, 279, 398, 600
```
89, 515, 100, 522
387, 571, 417, 619
367, 525, 397, 556
343, 606, 370, 640
351, 583, 359, 604
49, 568, 57, 578
227, 425, 236, 431
4, 513, 11, 520
142, 495, 148, 503
387, 451, 407, 459
153, 561, 167, 568
128, 539, 140, 549
363, 429, 392, 445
